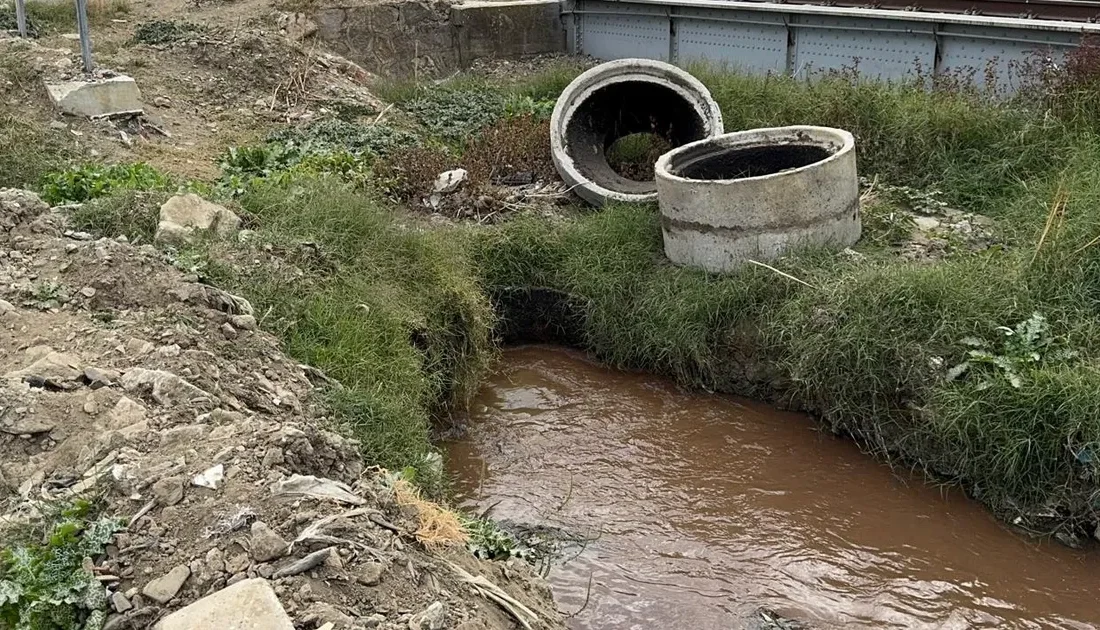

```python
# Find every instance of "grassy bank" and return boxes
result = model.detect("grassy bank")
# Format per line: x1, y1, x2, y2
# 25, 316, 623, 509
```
25, 55, 1100, 535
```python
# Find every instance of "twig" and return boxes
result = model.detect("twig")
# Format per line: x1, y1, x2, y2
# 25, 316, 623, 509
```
371, 103, 394, 126
1071, 231, 1100, 256
1031, 183, 1068, 264
127, 499, 157, 529
745, 259, 818, 290
565, 573, 594, 618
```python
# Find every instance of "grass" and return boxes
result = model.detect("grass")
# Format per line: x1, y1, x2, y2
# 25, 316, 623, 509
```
5, 0, 131, 34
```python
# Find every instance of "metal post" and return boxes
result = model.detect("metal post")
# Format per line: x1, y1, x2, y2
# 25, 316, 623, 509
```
15, 0, 27, 37
74, 0, 93, 73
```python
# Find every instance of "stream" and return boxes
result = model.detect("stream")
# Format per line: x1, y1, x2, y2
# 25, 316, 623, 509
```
444, 346, 1100, 629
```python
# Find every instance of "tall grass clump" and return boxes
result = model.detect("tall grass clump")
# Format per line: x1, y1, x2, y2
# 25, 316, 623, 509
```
224, 178, 495, 486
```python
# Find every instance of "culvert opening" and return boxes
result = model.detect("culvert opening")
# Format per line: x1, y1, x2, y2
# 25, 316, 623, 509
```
565, 80, 708, 195
672, 144, 833, 181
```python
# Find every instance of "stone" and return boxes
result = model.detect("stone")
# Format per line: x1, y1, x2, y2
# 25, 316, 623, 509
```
45, 76, 144, 118
153, 95, 172, 108
153, 578, 294, 630
0, 299, 14, 314
432, 169, 467, 194
155, 194, 241, 245
225, 552, 250, 574
5, 350, 83, 383
124, 338, 155, 357
221, 323, 238, 340
192, 464, 224, 489
408, 601, 445, 630
121, 368, 210, 406
305, 603, 355, 629
226, 571, 248, 586
142, 564, 191, 604
357, 562, 385, 586
0, 416, 54, 436
84, 366, 119, 389
281, 12, 318, 41
116, 420, 150, 441
160, 424, 209, 446
0, 189, 49, 233
80, 286, 96, 298
151, 476, 185, 506
261, 447, 284, 467
249, 522, 289, 563
107, 396, 146, 429
364, 614, 387, 629
205, 547, 226, 574
111, 591, 133, 613
229, 314, 257, 331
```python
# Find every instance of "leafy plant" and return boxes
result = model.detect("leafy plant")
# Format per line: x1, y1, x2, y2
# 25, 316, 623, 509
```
40, 163, 175, 205
0, 501, 124, 630
503, 95, 556, 120
403, 89, 507, 141
947, 313, 1077, 389
463, 518, 530, 562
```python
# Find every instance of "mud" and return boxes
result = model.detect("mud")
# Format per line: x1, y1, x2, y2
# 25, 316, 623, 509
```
446, 346, 1100, 630
674, 144, 832, 180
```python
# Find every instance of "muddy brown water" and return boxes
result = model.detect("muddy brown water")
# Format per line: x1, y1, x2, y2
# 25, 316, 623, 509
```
444, 346, 1100, 630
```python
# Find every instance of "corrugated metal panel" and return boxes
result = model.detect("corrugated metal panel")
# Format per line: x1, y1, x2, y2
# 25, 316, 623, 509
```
579, 0, 671, 60
790, 15, 936, 80
937, 23, 1078, 90
673, 8, 788, 73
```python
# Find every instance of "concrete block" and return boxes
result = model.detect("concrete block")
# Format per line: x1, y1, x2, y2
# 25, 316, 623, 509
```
153, 578, 294, 630
45, 75, 143, 118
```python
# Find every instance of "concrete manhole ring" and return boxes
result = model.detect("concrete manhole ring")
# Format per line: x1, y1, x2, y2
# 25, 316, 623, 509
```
655, 126, 861, 273
550, 59, 724, 207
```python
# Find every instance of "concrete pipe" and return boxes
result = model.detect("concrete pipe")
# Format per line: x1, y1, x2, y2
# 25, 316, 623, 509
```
550, 59, 724, 207
655, 126, 860, 273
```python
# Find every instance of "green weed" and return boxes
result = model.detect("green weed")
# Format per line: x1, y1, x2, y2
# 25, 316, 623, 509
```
40, 163, 175, 205
131, 19, 201, 45
0, 500, 123, 630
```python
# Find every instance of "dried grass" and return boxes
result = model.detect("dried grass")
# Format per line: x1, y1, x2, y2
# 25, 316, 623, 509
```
394, 479, 467, 549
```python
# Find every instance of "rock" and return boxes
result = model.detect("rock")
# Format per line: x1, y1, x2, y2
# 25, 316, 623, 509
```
205, 547, 226, 573
432, 169, 468, 194
261, 448, 284, 467
80, 286, 96, 298
49, 120, 68, 130
107, 396, 146, 429
192, 464, 224, 489
142, 564, 191, 604
155, 194, 241, 245
153, 578, 294, 630
357, 562, 385, 586
364, 614, 387, 629
124, 338, 155, 357
111, 591, 133, 613
121, 368, 210, 406
281, 12, 318, 41
0, 299, 14, 314
161, 424, 209, 446
221, 323, 238, 340
225, 552, 249, 574
45, 76, 144, 118
5, 350, 83, 384
0, 417, 54, 436
84, 366, 119, 389
408, 602, 445, 630
152, 476, 185, 506
229, 314, 257, 331
913, 216, 941, 231
305, 603, 355, 629
226, 571, 248, 586
249, 522, 289, 563
153, 95, 172, 108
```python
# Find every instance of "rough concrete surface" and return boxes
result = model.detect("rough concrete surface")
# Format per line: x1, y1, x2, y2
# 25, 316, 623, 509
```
656, 126, 861, 272
153, 578, 295, 630
45, 75, 143, 118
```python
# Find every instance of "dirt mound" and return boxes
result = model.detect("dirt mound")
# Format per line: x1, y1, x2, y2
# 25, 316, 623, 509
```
0, 188, 562, 630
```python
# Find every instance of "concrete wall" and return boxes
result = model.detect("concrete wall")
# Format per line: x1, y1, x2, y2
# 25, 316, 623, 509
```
313, 0, 566, 77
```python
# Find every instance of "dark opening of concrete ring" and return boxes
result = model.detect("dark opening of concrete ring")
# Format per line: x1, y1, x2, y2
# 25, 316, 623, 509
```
565, 81, 708, 195
607, 132, 674, 182
673, 144, 833, 181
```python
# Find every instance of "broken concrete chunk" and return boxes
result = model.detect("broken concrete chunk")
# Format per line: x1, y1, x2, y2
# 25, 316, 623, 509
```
121, 368, 209, 406
0, 417, 55, 436
192, 464, 224, 489
45, 75, 144, 119
107, 396, 146, 429
249, 522, 289, 563
409, 601, 446, 630
152, 476, 185, 506
155, 194, 241, 245
142, 564, 190, 604
153, 578, 294, 630
5, 351, 83, 383
271, 474, 366, 505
